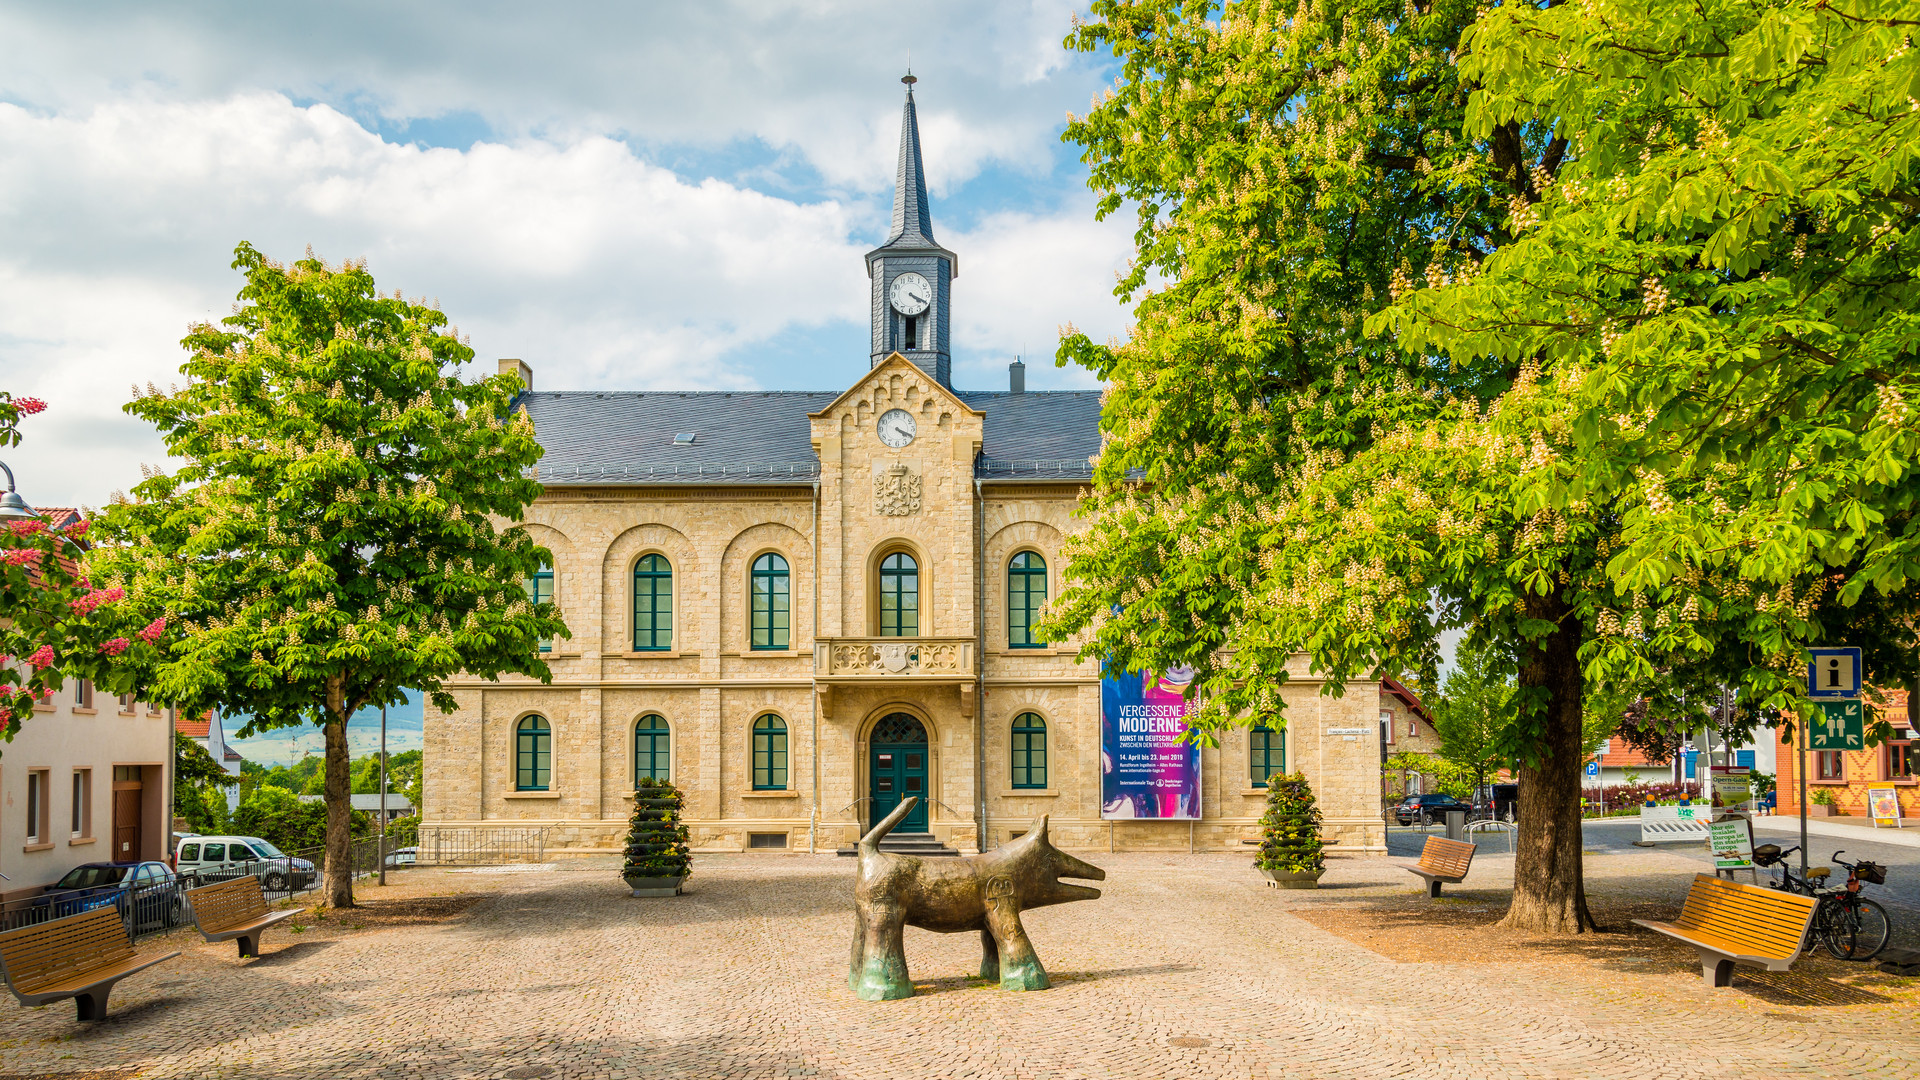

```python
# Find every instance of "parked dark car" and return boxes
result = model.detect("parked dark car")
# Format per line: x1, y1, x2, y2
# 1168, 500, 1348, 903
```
30, 861, 181, 931
1491, 783, 1520, 823
1395, 793, 1472, 825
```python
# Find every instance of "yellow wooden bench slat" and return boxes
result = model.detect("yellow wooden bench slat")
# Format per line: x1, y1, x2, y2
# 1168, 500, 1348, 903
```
184, 876, 302, 959
1633, 873, 1820, 987
0, 906, 178, 1021
1399, 836, 1477, 897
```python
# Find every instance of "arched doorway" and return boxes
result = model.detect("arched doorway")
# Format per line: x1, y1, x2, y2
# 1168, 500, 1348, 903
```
869, 712, 928, 832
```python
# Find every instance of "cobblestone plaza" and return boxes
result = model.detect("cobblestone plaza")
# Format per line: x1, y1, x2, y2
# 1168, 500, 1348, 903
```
3, 846, 1917, 1079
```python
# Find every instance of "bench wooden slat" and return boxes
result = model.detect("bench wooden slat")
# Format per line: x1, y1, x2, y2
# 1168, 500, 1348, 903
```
1399, 836, 1476, 897
1633, 874, 1820, 987
184, 876, 300, 958
0, 907, 132, 994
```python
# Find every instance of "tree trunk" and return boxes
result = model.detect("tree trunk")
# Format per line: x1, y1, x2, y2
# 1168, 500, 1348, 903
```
323, 675, 355, 909
1500, 586, 1598, 934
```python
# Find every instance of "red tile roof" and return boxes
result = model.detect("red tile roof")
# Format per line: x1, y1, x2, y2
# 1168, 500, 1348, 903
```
175, 716, 210, 738
1379, 677, 1434, 725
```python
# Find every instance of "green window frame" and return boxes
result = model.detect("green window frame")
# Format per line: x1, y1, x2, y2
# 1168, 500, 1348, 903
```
515, 715, 551, 791
525, 562, 554, 653
1008, 551, 1048, 648
1011, 712, 1048, 789
750, 552, 790, 650
1250, 724, 1285, 788
633, 553, 673, 651
878, 552, 918, 637
752, 715, 788, 790
634, 714, 670, 784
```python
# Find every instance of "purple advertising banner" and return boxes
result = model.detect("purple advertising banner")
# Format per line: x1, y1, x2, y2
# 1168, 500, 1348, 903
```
1101, 667, 1202, 820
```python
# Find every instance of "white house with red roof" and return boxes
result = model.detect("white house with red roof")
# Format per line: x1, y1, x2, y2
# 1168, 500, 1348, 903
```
174, 710, 244, 812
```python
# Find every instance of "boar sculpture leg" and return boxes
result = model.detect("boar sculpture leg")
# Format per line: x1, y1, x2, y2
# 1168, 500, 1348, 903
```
850, 796, 1105, 1000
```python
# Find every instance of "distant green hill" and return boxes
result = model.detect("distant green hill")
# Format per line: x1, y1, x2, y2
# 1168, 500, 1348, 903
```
228, 690, 425, 766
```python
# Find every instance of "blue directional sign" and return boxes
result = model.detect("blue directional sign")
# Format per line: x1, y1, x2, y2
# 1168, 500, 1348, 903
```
1808, 647, 1862, 698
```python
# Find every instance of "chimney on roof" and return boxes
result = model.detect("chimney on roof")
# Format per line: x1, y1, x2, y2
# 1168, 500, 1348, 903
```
498, 358, 533, 392
1009, 358, 1025, 394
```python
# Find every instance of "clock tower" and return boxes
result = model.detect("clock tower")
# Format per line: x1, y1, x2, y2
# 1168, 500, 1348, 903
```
868, 74, 958, 387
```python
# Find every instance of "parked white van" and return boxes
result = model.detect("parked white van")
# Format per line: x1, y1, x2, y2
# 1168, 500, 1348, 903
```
173, 835, 317, 892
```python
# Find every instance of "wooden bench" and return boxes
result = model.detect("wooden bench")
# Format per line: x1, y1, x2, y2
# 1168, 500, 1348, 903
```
1399, 835, 1476, 897
184, 876, 302, 959
1634, 873, 1821, 987
0, 906, 178, 1021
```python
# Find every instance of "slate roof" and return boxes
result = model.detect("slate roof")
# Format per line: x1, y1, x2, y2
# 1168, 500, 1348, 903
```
520, 389, 1101, 485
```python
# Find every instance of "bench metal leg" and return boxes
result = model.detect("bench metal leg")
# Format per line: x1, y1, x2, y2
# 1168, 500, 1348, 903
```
237, 933, 260, 959
1427, 879, 1442, 898
74, 985, 111, 1022
1698, 950, 1735, 987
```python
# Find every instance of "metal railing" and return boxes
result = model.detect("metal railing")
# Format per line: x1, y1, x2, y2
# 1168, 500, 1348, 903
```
535, 462, 820, 484
413, 826, 549, 866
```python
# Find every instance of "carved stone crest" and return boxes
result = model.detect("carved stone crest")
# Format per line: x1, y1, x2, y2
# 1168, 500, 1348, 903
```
877, 642, 911, 673
874, 463, 922, 516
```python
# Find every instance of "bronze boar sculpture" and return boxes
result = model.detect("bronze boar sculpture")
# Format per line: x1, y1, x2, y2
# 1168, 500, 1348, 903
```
850, 795, 1106, 1000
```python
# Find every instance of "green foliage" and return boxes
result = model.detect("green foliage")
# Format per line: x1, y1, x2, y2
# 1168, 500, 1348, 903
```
352, 749, 421, 803
1750, 770, 1777, 797
622, 776, 692, 881
87, 243, 568, 903
0, 419, 158, 746
1429, 640, 1517, 795
1380, 0, 1920, 732
1255, 772, 1325, 877
174, 730, 239, 832
1385, 751, 1477, 801
232, 784, 370, 852
1810, 786, 1839, 808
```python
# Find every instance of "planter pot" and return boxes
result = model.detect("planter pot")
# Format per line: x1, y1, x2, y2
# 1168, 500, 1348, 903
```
624, 874, 687, 898
1258, 867, 1324, 890
1807, 804, 1836, 818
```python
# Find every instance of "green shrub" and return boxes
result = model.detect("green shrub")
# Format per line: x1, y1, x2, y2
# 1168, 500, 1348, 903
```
232, 786, 371, 853
1255, 771, 1325, 877
1811, 787, 1838, 807
622, 777, 692, 881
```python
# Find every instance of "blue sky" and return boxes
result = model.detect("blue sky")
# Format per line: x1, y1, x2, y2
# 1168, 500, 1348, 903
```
0, 1, 1132, 510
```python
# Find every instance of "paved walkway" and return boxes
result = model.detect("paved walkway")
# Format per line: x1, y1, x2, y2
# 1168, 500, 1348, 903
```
1, 850, 1916, 1079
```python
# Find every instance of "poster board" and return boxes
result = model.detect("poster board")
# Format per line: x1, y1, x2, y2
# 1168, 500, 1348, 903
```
1707, 818, 1755, 872
1709, 766, 1752, 818
1868, 787, 1905, 828
1100, 667, 1202, 820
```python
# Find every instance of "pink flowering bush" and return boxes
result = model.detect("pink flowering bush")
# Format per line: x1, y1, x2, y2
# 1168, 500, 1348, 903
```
138, 616, 167, 643
25, 645, 54, 669
98, 638, 129, 657
12, 397, 45, 415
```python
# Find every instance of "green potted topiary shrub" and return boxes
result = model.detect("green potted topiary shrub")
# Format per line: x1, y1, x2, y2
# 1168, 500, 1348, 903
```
1255, 771, 1327, 889
623, 776, 692, 897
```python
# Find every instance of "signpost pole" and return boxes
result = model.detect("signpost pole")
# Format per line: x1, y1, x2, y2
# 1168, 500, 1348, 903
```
1798, 708, 1809, 881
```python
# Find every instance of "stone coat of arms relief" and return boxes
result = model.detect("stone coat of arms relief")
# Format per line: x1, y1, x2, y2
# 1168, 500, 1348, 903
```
874, 463, 922, 516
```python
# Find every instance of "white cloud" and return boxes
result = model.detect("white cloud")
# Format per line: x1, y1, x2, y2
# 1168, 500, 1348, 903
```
0, 0, 1103, 195
948, 204, 1135, 389
0, 94, 869, 508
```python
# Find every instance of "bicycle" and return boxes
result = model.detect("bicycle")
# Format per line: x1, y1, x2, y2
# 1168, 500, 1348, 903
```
1751, 844, 1892, 961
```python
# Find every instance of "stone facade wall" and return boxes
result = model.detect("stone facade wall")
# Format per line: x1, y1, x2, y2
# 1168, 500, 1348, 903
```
423, 358, 1390, 856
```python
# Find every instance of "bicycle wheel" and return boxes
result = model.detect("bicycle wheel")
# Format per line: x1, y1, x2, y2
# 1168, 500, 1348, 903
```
1822, 898, 1893, 960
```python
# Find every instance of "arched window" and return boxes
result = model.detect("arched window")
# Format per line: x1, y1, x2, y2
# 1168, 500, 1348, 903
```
878, 552, 918, 637
752, 715, 788, 790
751, 553, 790, 650
1011, 713, 1048, 789
525, 561, 554, 653
1007, 551, 1048, 648
634, 714, 670, 784
633, 553, 673, 651
1250, 724, 1285, 788
515, 716, 551, 791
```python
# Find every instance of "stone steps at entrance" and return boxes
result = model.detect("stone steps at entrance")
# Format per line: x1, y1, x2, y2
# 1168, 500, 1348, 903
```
834, 833, 961, 858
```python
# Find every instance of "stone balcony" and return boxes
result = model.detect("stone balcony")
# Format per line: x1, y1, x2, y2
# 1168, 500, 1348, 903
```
814, 636, 977, 717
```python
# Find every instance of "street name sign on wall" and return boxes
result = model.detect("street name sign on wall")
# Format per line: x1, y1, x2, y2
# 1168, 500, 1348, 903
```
1807, 647, 1863, 698
1812, 699, 1865, 750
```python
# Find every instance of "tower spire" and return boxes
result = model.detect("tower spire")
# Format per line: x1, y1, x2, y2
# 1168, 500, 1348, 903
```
890, 73, 934, 246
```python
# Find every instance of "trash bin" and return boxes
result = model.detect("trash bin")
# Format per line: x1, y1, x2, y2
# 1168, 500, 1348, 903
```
1444, 809, 1467, 841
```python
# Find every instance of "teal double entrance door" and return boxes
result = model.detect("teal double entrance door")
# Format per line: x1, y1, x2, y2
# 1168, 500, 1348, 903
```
869, 712, 929, 833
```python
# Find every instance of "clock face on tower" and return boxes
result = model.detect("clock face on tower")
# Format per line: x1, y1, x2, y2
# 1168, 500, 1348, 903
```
888, 272, 932, 316
877, 408, 916, 448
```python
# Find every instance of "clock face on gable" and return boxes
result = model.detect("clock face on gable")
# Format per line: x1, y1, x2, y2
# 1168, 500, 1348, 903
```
877, 408, 916, 448
888, 272, 932, 316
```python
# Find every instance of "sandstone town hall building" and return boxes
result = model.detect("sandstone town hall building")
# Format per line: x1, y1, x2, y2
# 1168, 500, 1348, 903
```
421, 80, 1405, 857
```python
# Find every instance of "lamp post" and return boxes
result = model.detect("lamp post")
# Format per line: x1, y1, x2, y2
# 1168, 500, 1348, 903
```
0, 462, 35, 520
378, 704, 388, 887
